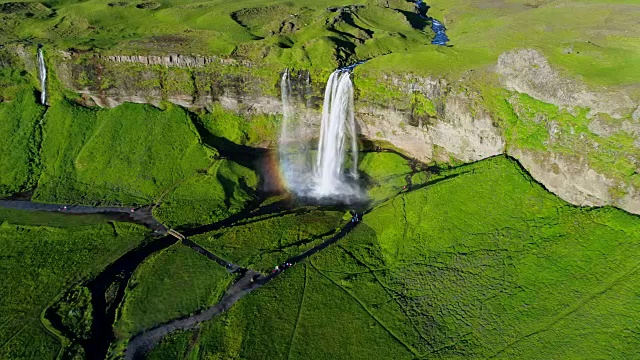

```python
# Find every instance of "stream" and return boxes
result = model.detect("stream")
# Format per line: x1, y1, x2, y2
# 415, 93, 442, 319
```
414, 0, 449, 45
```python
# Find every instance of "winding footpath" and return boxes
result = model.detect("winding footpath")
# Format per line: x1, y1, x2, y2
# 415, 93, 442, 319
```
124, 219, 360, 360
0, 200, 167, 232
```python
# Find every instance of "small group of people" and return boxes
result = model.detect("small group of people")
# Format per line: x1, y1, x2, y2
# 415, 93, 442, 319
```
272, 261, 293, 274
350, 210, 361, 223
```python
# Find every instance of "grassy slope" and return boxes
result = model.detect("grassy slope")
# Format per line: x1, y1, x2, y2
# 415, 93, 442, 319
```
30, 97, 258, 226
358, 151, 414, 201
0, 70, 46, 197
362, 0, 640, 87
170, 156, 640, 359
0, 214, 147, 360
114, 244, 233, 338
35, 100, 214, 205
154, 159, 258, 228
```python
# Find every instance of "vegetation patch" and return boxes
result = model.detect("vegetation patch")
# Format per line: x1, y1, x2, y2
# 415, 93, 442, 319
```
114, 244, 233, 338
0, 218, 147, 359
154, 159, 258, 228
191, 207, 344, 272
0, 73, 45, 197
35, 100, 216, 205
179, 156, 640, 359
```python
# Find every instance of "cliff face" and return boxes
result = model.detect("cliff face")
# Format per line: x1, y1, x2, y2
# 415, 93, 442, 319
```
22, 47, 640, 215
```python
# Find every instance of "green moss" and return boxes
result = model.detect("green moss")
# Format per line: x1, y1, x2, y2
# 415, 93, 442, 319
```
197, 104, 280, 146
484, 89, 640, 185
358, 152, 411, 201
411, 91, 437, 117
35, 100, 215, 205
0, 76, 45, 197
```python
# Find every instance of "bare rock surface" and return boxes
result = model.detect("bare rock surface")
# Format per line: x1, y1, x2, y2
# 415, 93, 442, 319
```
496, 49, 636, 118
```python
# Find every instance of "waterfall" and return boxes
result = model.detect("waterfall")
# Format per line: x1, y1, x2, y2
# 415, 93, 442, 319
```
314, 70, 358, 196
278, 68, 361, 201
37, 47, 47, 105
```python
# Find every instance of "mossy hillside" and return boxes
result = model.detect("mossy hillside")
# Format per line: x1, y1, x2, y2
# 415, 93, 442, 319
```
197, 105, 281, 146
153, 159, 258, 228
35, 99, 214, 205
358, 151, 415, 201
114, 244, 233, 338
178, 156, 640, 359
485, 89, 640, 190
0, 68, 46, 197
0, 219, 147, 360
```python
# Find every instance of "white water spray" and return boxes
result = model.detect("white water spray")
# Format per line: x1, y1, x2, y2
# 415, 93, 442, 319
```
278, 68, 360, 200
37, 47, 47, 105
314, 70, 358, 196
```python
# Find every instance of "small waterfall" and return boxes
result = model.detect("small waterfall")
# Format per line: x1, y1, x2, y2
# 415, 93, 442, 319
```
37, 46, 47, 105
314, 70, 358, 196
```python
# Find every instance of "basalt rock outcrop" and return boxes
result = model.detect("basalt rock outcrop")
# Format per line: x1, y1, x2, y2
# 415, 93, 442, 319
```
12, 46, 640, 215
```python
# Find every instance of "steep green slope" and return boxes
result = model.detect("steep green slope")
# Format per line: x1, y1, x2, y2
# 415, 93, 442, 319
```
0, 69, 46, 197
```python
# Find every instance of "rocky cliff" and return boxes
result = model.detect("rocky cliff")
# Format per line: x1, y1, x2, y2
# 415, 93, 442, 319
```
14, 46, 640, 215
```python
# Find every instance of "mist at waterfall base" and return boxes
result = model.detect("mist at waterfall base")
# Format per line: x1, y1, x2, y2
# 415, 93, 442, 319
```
278, 69, 363, 203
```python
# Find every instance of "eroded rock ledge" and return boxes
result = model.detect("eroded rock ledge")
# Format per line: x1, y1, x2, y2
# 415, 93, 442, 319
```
16, 46, 640, 215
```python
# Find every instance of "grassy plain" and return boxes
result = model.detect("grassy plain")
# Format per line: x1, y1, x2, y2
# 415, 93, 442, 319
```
114, 244, 233, 338
0, 215, 147, 360
165, 155, 640, 359
191, 208, 344, 273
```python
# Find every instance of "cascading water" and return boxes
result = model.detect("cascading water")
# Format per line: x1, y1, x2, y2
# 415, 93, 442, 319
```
414, 0, 449, 45
278, 68, 361, 200
37, 46, 47, 105
314, 70, 358, 196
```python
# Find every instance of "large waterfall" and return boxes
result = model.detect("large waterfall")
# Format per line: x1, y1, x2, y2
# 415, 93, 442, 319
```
279, 69, 360, 200
37, 47, 47, 105
315, 70, 358, 196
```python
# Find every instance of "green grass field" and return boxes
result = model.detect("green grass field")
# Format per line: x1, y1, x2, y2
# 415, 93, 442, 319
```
154, 155, 640, 359
114, 244, 233, 338
190, 207, 345, 273
0, 213, 147, 359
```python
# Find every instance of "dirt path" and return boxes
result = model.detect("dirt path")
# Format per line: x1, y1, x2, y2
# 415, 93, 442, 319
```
124, 219, 359, 359
181, 238, 243, 273
0, 200, 167, 232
